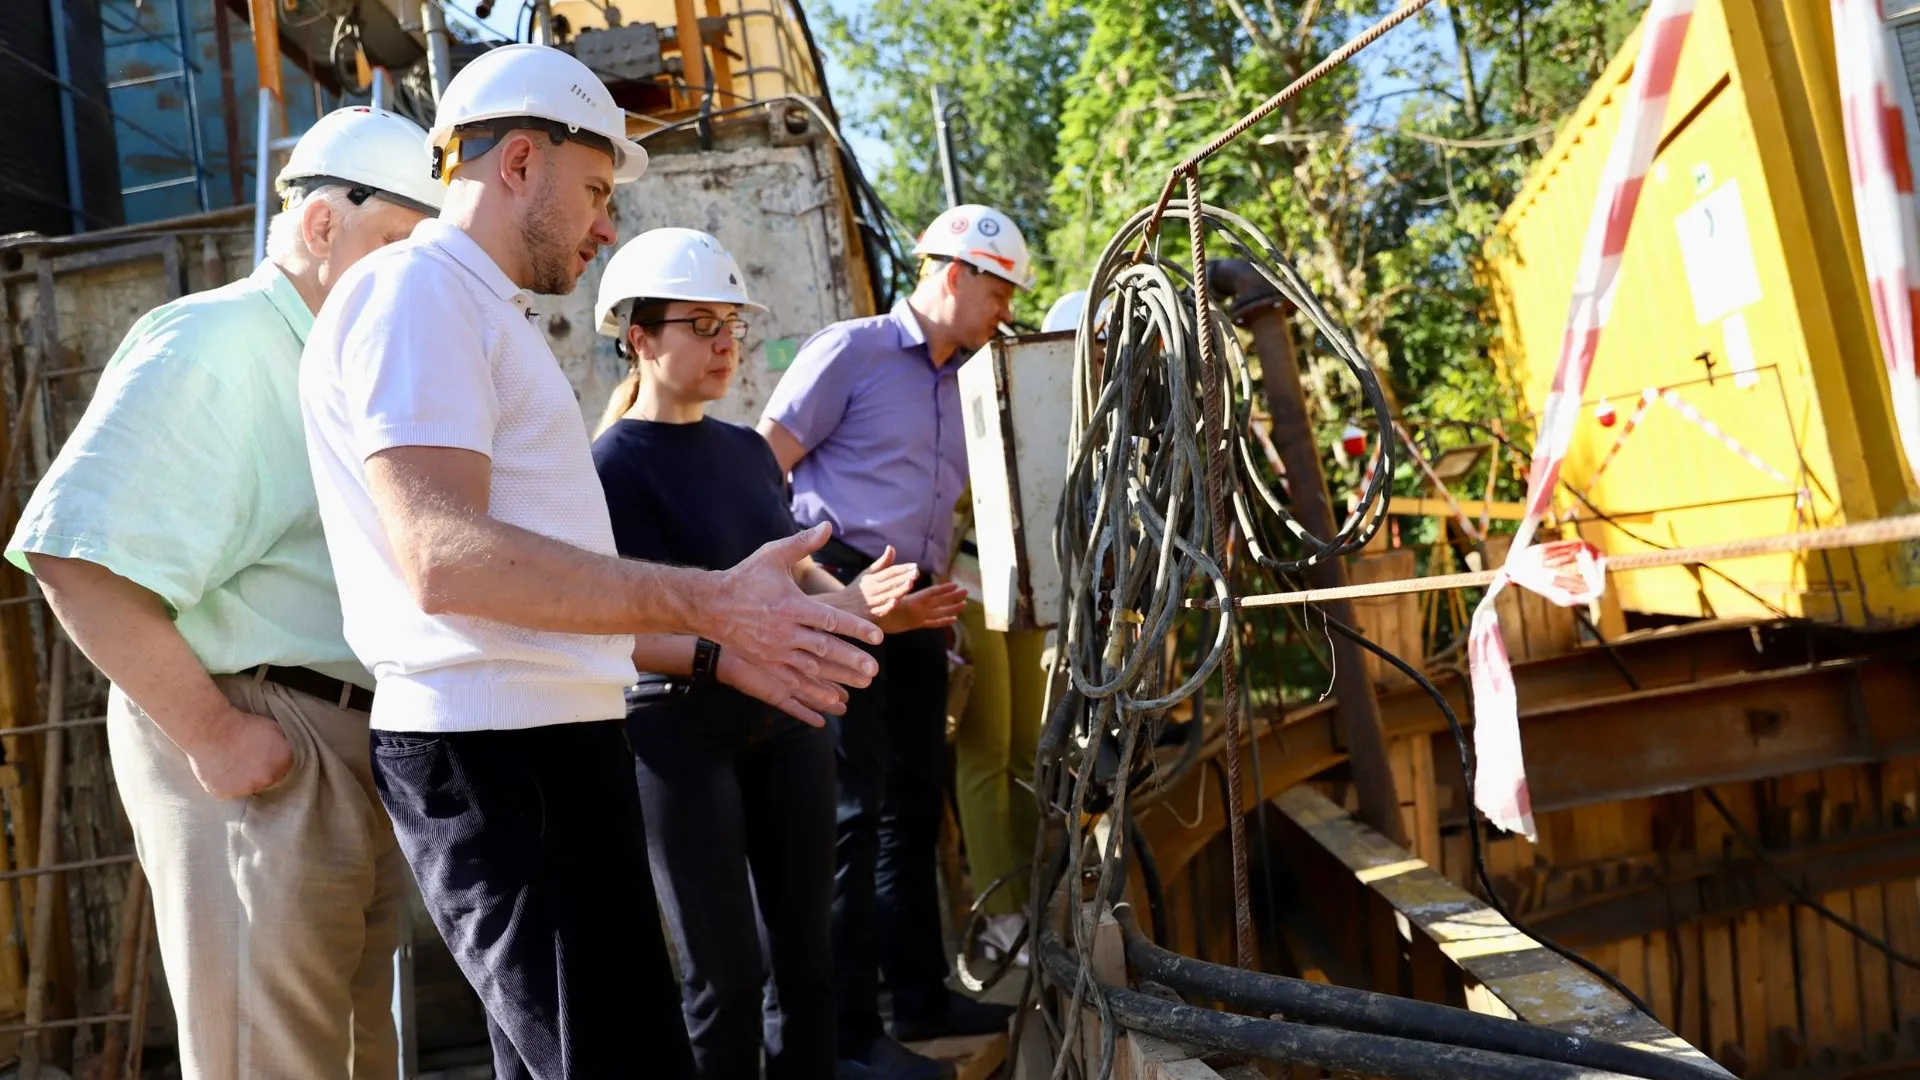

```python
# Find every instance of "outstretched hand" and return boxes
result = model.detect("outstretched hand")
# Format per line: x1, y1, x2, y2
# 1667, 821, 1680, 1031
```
828, 546, 968, 633
705, 524, 883, 725
874, 581, 967, 634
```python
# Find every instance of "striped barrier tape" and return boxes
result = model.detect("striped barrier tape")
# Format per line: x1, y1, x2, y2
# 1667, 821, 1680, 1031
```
1834, 0, 1920, 490
1465, 0, 1696, 841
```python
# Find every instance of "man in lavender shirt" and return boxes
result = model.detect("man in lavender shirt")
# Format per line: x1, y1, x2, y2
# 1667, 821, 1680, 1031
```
760, 204, 1030, 1080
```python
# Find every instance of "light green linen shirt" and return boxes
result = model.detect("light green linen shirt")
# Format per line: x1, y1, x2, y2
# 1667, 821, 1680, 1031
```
6, 261, 370, 688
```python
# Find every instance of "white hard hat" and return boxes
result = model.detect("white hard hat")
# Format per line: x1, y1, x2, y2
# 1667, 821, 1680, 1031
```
1042, 291, 1087, 334
428, 43, 648, 184
276, 106, 445, 215
594, 228, 766, 338
913, 204, 1032, 289
1041, 289, 1113, 336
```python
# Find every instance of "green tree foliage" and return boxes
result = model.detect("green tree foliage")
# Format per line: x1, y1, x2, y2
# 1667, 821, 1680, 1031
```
825, 0, 1649, 681
826, 0, 1645, 424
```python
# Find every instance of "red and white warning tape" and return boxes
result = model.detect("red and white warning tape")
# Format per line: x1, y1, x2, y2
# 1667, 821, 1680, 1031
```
1657, 388, 1792, 486
1834, 0, 1920, 490
1466, 0, 1696, 841
1581, 389, 1660, 499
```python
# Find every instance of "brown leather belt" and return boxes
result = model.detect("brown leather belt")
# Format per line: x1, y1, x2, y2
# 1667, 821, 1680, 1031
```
256, 665, 375, 712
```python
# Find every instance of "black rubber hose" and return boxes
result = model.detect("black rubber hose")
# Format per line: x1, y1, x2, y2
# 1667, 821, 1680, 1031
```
1120, 919, 1721, 1080
1036, 931, 1656, 1080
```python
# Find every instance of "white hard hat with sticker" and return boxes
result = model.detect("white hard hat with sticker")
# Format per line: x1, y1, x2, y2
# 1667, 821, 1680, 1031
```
913, 204, 1033, 289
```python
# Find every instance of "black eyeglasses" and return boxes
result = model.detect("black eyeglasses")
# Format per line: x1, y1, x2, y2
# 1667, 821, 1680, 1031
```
640, 315, 751, 341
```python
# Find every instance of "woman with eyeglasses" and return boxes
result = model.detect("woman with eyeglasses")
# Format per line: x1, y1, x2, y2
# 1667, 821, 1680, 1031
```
590, 228, 966, 1080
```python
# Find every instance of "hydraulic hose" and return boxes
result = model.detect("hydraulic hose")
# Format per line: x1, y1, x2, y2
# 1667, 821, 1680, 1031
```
1119, 917, 1720, 1080
1037, 929, 1658, 1080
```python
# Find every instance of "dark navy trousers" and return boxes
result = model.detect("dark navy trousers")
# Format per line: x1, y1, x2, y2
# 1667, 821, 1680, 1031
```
371, 721, 695, 1080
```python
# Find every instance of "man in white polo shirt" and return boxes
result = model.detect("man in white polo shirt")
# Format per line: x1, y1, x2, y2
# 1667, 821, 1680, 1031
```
300, 45, 881, 1078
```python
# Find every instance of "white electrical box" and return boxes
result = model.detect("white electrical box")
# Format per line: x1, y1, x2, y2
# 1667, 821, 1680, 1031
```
959, 331, 1076, 631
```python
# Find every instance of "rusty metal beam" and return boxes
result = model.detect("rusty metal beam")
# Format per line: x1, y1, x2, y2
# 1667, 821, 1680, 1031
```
1497, 657, 1917, 815
1523, 824, 1920, 947
1144, 623, 1920, 879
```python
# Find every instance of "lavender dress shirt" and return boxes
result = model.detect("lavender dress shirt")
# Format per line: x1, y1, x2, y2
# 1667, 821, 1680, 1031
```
762, 300, 968, 571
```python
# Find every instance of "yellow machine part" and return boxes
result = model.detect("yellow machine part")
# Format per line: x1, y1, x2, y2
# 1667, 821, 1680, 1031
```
1486, 0, 1920, 627
552, 0, 824, 116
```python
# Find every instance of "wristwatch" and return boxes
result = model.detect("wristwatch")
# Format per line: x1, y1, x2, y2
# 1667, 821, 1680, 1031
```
690, 638, 722, 689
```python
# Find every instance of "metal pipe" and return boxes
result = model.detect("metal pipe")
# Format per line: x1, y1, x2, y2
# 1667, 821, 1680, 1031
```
174, 0, 210, 211
422, 1, 452, 101
1209, 256, 1404, 846
371, 66, 392, 110
534, 0, 554, 44
254, 86, 273, 267
97, 867, 147, 1071
20, 637, 72, 1080
931, 84, 962, 208
108, 70, 187, 90
213, 0, 244, 205
0, 853, 140, 885
393, 895, 416, 1077
47, 0, 88, 234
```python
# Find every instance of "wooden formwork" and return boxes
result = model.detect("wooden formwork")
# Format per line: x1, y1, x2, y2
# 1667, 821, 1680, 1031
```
1433, 759, 1920, 1079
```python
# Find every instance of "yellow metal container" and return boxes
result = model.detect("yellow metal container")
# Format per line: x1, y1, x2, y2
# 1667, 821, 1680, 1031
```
1487, 0, 1920, 627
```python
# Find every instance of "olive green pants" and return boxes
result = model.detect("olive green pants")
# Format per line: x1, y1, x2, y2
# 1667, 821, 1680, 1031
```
952, 602, 1047, 916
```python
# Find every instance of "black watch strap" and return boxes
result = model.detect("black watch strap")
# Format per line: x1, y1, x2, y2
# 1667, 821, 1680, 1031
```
690, 638, 722, 688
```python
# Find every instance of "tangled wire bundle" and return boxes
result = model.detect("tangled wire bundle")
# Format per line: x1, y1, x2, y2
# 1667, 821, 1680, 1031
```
1017, 199, 1398, 1080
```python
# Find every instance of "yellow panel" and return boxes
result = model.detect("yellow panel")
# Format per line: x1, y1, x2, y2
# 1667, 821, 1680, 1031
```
1486, 0, 1920, 627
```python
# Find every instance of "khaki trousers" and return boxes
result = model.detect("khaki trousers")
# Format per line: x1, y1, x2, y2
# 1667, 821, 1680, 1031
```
107, 673, 405, 1080
952, 601, 1046, 916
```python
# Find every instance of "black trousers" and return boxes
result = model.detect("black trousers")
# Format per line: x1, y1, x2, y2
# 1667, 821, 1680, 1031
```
628, 693, 838, 1080
371, 721, 695, 1080
817, 543, 954, 1050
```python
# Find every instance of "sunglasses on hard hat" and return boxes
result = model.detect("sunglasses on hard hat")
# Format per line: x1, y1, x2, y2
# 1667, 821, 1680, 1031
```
432, 116, 619, 181
278, 175, 439, 217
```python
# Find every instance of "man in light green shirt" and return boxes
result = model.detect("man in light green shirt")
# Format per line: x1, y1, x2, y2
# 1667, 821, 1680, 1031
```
6, 107, 443, 1080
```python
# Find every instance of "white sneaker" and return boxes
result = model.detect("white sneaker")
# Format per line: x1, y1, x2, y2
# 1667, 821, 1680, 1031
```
980, 913, 1029, 968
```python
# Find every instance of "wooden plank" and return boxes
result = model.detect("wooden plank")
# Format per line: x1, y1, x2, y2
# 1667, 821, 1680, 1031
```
1617, 936, 1648, 1010
1347, 549, 1420, 687
1366, 889, 1402, 996
1388, 496, 1528, 521
1648, 932, 1675, 1035
1821, 889, 1864, 1054
1390, 738, 1419, 863
1736, 912, 1769, 1074
1273, 787, 1728, 1074
1702, 918, 1739, 1068
1886, 877, 1920, 1029
1761, 904, 1800, 1070
1441, 829, 1470, 891
1406, 734, 1441, 870
1676, 922, 1704, 1053
1795, 900, 1834, 1057
1854, 884, 1895, 1050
